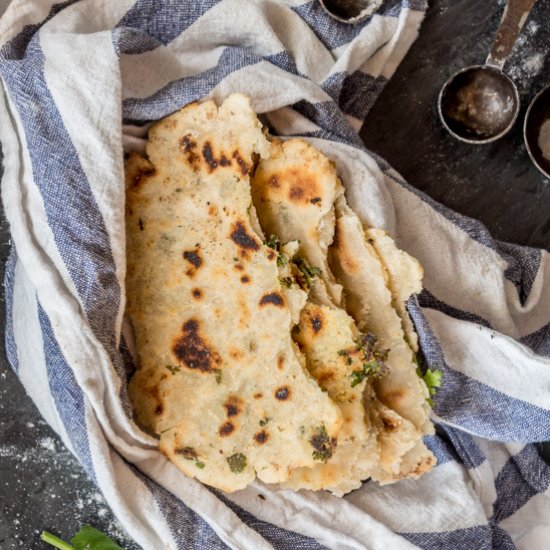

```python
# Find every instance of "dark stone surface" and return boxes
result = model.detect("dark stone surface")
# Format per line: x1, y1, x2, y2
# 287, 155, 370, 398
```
0, 1, 549, 549
361, 0, 550, 250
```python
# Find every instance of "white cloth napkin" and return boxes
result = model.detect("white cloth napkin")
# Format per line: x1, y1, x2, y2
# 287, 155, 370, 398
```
1, 1, 549, 549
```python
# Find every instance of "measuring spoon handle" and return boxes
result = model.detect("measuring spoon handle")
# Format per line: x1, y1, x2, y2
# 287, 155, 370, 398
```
486, 0, 537, 70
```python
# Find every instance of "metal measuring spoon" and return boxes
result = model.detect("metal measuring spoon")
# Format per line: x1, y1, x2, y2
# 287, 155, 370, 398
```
524, 85, 550, 178
318, 0, 382, 24
438, 0, 536, 144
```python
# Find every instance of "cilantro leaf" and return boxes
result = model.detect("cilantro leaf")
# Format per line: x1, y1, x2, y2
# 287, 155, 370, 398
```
71, 525, 124, 550
41, 526, 123, 550
293, 257, 322, 287
416, 365, 442, 407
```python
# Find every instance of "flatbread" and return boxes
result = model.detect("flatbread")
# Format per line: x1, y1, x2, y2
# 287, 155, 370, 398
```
251, 138, 344, 307
126, 95, 342, 492
282, 301, 380, 496
329, 197, 435, 481
252, 138, 435, 490
330, 197, 433, 433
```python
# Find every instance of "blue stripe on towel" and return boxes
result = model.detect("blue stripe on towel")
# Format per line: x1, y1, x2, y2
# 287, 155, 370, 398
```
4, 248, 19, 374
115, 0, 222, 48
0, 40, 121, 359
491, 445, 550, 523
401, 525, 494, 550
38, 303, 97, 482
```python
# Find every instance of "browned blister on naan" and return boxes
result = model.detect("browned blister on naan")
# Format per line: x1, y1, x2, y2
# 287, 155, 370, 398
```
126, 95, 342, 493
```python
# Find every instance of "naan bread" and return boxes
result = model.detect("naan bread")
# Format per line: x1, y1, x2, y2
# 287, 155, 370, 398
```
251, 139, 344, 307
126, 95, 342, 492
251, 138, 435, 489
330, 197, 435, 481
282, 301, 380, 496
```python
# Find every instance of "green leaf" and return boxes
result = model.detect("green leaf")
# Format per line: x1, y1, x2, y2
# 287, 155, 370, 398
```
195, 461, 205, 469
71, 525, 123, 550
417, 367, 443, 405
41, 532, 75, 550
423, 369, 442, 396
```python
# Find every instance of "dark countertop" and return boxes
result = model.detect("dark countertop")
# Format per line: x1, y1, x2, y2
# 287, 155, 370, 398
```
1, 1, 549, 549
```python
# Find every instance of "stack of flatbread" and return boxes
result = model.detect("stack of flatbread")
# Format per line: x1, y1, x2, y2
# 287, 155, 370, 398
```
125, 94, 436, 496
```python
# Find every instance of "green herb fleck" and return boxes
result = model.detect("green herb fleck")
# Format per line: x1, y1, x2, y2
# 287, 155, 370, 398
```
165, 365, 180, 375
259, 417, 270, 427
417, 366, 442, 407
195, 461, 205, 469
266, 234, 281, 251
354, 332, 377, 354
279, 276, 293, 288
337, 349, 349, 357
233, 257, 239, 262
227, 453, 247, 473
294, 257, 322, 287
309, 425, 335, 462
214, 368, 222, 384
348, 332, 389, 387
277, 254, 289, 267
350, 360, 383, 387
175, 187, 183, 193
346, 356, 353, 365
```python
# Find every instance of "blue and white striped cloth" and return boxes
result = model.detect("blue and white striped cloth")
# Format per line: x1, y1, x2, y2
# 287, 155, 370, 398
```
1, 1, 549, 548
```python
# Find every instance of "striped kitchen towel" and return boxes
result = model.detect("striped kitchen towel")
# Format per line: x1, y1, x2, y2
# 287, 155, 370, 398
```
1, 1, 549, 548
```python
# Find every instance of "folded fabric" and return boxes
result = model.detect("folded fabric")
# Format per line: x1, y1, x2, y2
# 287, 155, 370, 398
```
0, 1, 549, 549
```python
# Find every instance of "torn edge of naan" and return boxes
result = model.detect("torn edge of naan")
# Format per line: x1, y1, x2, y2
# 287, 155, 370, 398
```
365, 228, 423, 354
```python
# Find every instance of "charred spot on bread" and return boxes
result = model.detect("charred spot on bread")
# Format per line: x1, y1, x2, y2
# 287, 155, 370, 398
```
254, 430, 269, 444
202, 142, 218, 171
259, 292, 284, 307
175, 446, 198, 460
232, 151, 250, 175
192, 288, 203, 300
275, 386, 290, 400
183, 249, 202, 269
219, 422, 235, 436
230, 221, 260, 251
224, 396, 243, 418
180, 134, 199, 167
172, 319, 222, 373
310, 314, 323, 333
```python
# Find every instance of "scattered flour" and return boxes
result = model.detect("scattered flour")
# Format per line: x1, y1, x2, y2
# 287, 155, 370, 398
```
40, 436, 57, 453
